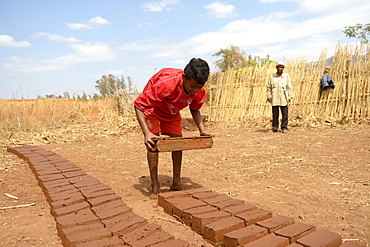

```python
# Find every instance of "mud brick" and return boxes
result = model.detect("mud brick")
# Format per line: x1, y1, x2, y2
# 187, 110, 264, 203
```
6, 146, 24, 155
340, 242, 367, 247
42, 152, 62, 158
104, 212, 148, 235
50, 194, 86, 210
274, 222, 316, 244
202, 194, 232, 205
243, 233, 290, 247
78, 183, 111, 194
46, 184, 76, 194
91, 200, 128, 214
42, 178, 71, 190
27, 156, 49, 163
47, 189, 83, 203
161, 197, 192, 215
129, 230, 174, 247
88, 194, 121, 207
51, 201, 90, 217
54, 161, 77, 169
224, 224, 269, 247
56, 208, 100, 229
62, 170, 87, 179
37, 173, 65, 183
154, 136, 213, 152
83, 188, 116, 200
192, 191, 222, 200
61, 166, 82, 173
203, 216, 245, 245
50, 159, 70, 164
34, 168, 61, 176
235, 209, 272, 226
182, 205, 218, 226
184, 187, 213, 195
223, 204, 257, 215
62, 227, 112, 247
58, 222, 104, 239
94, 205, 132, 220
172, 197, 208, 218
74, 235, 124, 247
191, 210, 231, 234
296, 229, 342, 247
211, 198, 244, 210
158, 191, 190, 208
28, 145, 44, 151
256, 215, 295, 233
120, 223, 162, 244
287, 244, 304, 247
30, 162, 55, 172
69, 176, 101, 188
150, 238, 190, 247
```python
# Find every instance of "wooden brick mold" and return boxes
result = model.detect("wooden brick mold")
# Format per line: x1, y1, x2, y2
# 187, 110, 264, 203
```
157, 189, 368, 247
7, 146, 190, 247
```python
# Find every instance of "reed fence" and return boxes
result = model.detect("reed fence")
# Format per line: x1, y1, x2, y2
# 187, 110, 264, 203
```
206, 44, 370, 124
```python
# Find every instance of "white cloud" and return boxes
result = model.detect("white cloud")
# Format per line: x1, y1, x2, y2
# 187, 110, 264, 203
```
0, 35, 31, 47
204, 1, 237, 18
141, 0, 180, 12
31, 33, 79, 43
138, 22, 154, 28
2, 42, 115, 72
66, 16, 110, 30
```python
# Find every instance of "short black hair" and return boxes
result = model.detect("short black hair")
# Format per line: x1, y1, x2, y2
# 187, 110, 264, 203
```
184, 58, 210, 84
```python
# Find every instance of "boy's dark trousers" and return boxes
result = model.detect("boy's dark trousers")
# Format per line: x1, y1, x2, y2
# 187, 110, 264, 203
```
272, 105, 288, 130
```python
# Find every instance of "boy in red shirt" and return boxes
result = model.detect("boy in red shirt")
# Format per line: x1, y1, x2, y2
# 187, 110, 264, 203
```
134, 58, 212, 199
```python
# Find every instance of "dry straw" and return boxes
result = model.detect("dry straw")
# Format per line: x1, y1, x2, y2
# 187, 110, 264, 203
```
206, 43, 370, 124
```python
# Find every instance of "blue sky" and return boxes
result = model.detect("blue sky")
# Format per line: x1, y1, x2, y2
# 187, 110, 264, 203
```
1, 0, 369, 99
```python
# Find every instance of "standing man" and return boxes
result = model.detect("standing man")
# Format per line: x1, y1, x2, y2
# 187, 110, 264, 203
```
266, 61, 294, 133
134, 58, 212, 199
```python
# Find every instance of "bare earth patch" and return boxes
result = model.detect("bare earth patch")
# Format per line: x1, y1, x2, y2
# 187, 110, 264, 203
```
1, 124, 369, 246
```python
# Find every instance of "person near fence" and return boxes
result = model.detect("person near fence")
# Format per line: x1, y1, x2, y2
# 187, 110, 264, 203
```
320, 66, 335, 91
134, 58, 213, 199
266, 61, 294, 133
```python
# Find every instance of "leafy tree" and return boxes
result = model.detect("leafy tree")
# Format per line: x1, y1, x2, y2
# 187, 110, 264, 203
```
212, 45, 248, 72
343, 23, 370, 43
95, 74, 132, 97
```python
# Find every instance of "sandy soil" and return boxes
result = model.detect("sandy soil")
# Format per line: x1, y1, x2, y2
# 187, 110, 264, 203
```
1, 123, 369, 246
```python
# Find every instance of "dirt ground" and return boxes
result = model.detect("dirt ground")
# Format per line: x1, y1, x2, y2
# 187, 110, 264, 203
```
1, 123, 369, 246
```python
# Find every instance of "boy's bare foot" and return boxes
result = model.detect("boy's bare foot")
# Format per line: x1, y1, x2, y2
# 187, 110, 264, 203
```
149, 193, 159, 200
170, 183, 184, 191
149, 184, 161, 199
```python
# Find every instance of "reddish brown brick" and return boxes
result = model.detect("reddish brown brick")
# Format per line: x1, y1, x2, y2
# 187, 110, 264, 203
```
150, 238, 190, 247
172, 197, 208, 218
83, 188, 116, 200
191, 210, 231, 234
94, 205, 132, 220
223, 204, 257, 215
62, 227, 112, 247
102, 211, 148, 235
51, 201, 90, 217
287, 244, 304, 247
79, 183, 111, 194
223, 224, 269, 247
161, 197, 196, 215
296, 229, 342, 247
58, 222, 104, 238
192, 191, 221, 200
42, 179, 71, 190
184, 187, 213, 195
235, 209, 272, 226
56, 208, 100, 229
62, 170, 87, 179
202, 194, 231, 204
243, 233, 290, 247
50, 194, 86, 210
274, 222, 316, 244
46, 189, 83, 203
34, 168, 61, 176
203, 216, 245, 245
88, 194, 121, 207
256, 215, 295, 233
120, 223, 162, 244
45, 184, 76, 194
129, 230, 174, 246
211, 198, 244, 210
91, 200, 128, 214
158, 191, 190, 208
37, 173, 65, 183
182, 205, 218, 226
73, 235, 124, 247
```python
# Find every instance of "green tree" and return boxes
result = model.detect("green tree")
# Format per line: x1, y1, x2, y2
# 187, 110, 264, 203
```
343, 23, 370, 43
212, 45, 248, 72
95, 74, 132, 97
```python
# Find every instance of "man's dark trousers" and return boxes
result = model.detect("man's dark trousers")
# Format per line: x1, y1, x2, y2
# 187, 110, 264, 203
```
272, 105, 288, 130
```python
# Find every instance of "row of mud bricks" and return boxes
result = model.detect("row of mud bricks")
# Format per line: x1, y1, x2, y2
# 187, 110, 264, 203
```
7, 145, 189, 247
7, 145, 367, 247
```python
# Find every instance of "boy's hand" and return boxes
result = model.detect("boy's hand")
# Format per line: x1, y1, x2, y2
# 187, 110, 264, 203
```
200, 131, 214, 137
144, 134, 169, 152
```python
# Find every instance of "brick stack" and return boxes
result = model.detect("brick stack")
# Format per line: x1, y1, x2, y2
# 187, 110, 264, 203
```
157, 189, 367, 247
7, 145, 189, 247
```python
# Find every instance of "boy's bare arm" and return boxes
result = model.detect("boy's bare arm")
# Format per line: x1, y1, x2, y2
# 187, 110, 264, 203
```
134, 107, 157, 151
190, 109, 213, 136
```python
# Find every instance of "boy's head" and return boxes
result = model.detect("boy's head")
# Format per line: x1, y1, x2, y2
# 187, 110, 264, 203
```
183, 58, 210, 85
